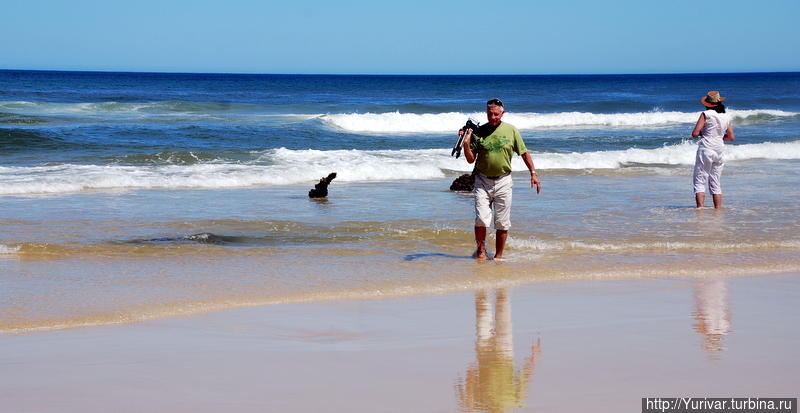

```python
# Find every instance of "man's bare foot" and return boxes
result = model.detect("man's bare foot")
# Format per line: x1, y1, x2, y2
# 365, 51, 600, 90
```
473, 248, 487, 260
493, 254, 504, 261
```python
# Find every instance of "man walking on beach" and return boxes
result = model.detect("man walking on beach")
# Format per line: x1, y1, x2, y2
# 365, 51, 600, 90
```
459, 98, 541, 260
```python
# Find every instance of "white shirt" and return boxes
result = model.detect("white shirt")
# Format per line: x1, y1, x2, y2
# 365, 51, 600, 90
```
698, 110, 731, 151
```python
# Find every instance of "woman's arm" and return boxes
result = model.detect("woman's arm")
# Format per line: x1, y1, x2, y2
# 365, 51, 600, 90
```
723, 124, 735, 141
691, 113, 706, 138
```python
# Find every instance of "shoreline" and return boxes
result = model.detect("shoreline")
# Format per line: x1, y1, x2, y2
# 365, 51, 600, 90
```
2, 272, 798, 412
4, 265, 799, 335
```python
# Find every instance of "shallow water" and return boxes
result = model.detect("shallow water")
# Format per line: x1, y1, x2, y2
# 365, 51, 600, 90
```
1, 71, 799, 332
2, 159, 799, 332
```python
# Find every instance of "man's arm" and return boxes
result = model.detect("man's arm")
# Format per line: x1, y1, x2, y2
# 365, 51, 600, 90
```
461, 129, 476, 164
522, 152, 541, 193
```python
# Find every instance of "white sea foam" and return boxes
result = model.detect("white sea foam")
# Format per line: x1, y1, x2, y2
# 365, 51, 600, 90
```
535, 140, 800, 169
0, 100, 320, 124
0, 100, 215, 114
508, 238, 800, 252
322, 109, 798, 133
0, 149, 450, 195
1, 141, 798, 195
0, 244, 20, 255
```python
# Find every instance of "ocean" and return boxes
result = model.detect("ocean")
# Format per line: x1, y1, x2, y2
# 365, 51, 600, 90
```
1, 70, 799, 333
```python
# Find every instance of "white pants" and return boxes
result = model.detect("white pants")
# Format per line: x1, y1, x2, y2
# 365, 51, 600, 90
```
474, 173, 513, 230
693, 147, 725, 195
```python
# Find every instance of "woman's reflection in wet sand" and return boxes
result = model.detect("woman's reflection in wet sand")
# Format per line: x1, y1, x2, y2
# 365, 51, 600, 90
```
692, 278, 732, 358
455, 288, 542, 412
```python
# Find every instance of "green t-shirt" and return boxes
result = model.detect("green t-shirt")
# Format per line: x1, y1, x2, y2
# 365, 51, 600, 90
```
471, 122, 528, 177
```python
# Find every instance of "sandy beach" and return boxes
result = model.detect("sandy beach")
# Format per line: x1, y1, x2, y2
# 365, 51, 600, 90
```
2, 272, 798, 412
2, 71, 799, 412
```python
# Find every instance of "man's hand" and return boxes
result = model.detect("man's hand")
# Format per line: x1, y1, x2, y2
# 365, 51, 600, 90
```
530, 173, 541, 193
461, 129, 472, 146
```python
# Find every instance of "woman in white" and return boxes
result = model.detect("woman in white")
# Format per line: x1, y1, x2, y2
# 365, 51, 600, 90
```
691, 91, 736, 208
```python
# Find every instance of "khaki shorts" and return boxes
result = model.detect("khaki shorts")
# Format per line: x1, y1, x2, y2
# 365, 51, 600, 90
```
473, 173, 513, 230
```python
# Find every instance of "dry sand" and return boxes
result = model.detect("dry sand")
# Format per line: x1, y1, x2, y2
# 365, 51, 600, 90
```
2, 273, 798, 412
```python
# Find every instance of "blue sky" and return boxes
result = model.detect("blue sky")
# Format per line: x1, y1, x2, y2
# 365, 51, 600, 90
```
3, 0, 799, 74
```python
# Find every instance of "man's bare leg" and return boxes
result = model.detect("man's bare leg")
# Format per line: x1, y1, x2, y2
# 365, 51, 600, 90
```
712, 194, 722, 209
474, 226, 487, 260
695, 192, 705, 208
494, 229, 508, 259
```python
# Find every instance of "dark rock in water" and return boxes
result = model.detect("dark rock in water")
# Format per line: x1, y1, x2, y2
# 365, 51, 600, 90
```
309, 172, 337, 198
141, 232, 236, 245
449, 173, 475, 191
183, 233, 235, 244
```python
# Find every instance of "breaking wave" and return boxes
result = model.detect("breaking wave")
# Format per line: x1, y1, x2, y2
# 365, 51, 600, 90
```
322, 109, 799, 133
2, 101, 796, 132
1, 141, 798, 195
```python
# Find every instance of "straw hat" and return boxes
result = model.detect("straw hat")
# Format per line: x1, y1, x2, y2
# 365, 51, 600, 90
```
701, 91, 726, 107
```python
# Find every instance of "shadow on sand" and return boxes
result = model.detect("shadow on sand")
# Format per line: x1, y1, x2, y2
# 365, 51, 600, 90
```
403, 252, 474, 261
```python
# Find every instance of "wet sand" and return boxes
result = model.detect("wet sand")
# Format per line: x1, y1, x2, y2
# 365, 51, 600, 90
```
2, 273, 798, 412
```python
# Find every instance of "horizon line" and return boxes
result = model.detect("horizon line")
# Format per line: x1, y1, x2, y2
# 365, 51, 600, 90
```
2, 68, 799, 77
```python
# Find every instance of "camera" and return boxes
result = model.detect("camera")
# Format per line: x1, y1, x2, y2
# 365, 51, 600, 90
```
462, 118, 481, 133
451, 118, 481, 158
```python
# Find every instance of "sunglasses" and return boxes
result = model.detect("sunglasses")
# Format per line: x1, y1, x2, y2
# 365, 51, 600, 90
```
486, 98, 504, 107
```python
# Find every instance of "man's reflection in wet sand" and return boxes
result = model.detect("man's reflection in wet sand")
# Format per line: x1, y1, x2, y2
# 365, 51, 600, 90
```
692, 279, 732, 358
455, 289, 541, 412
